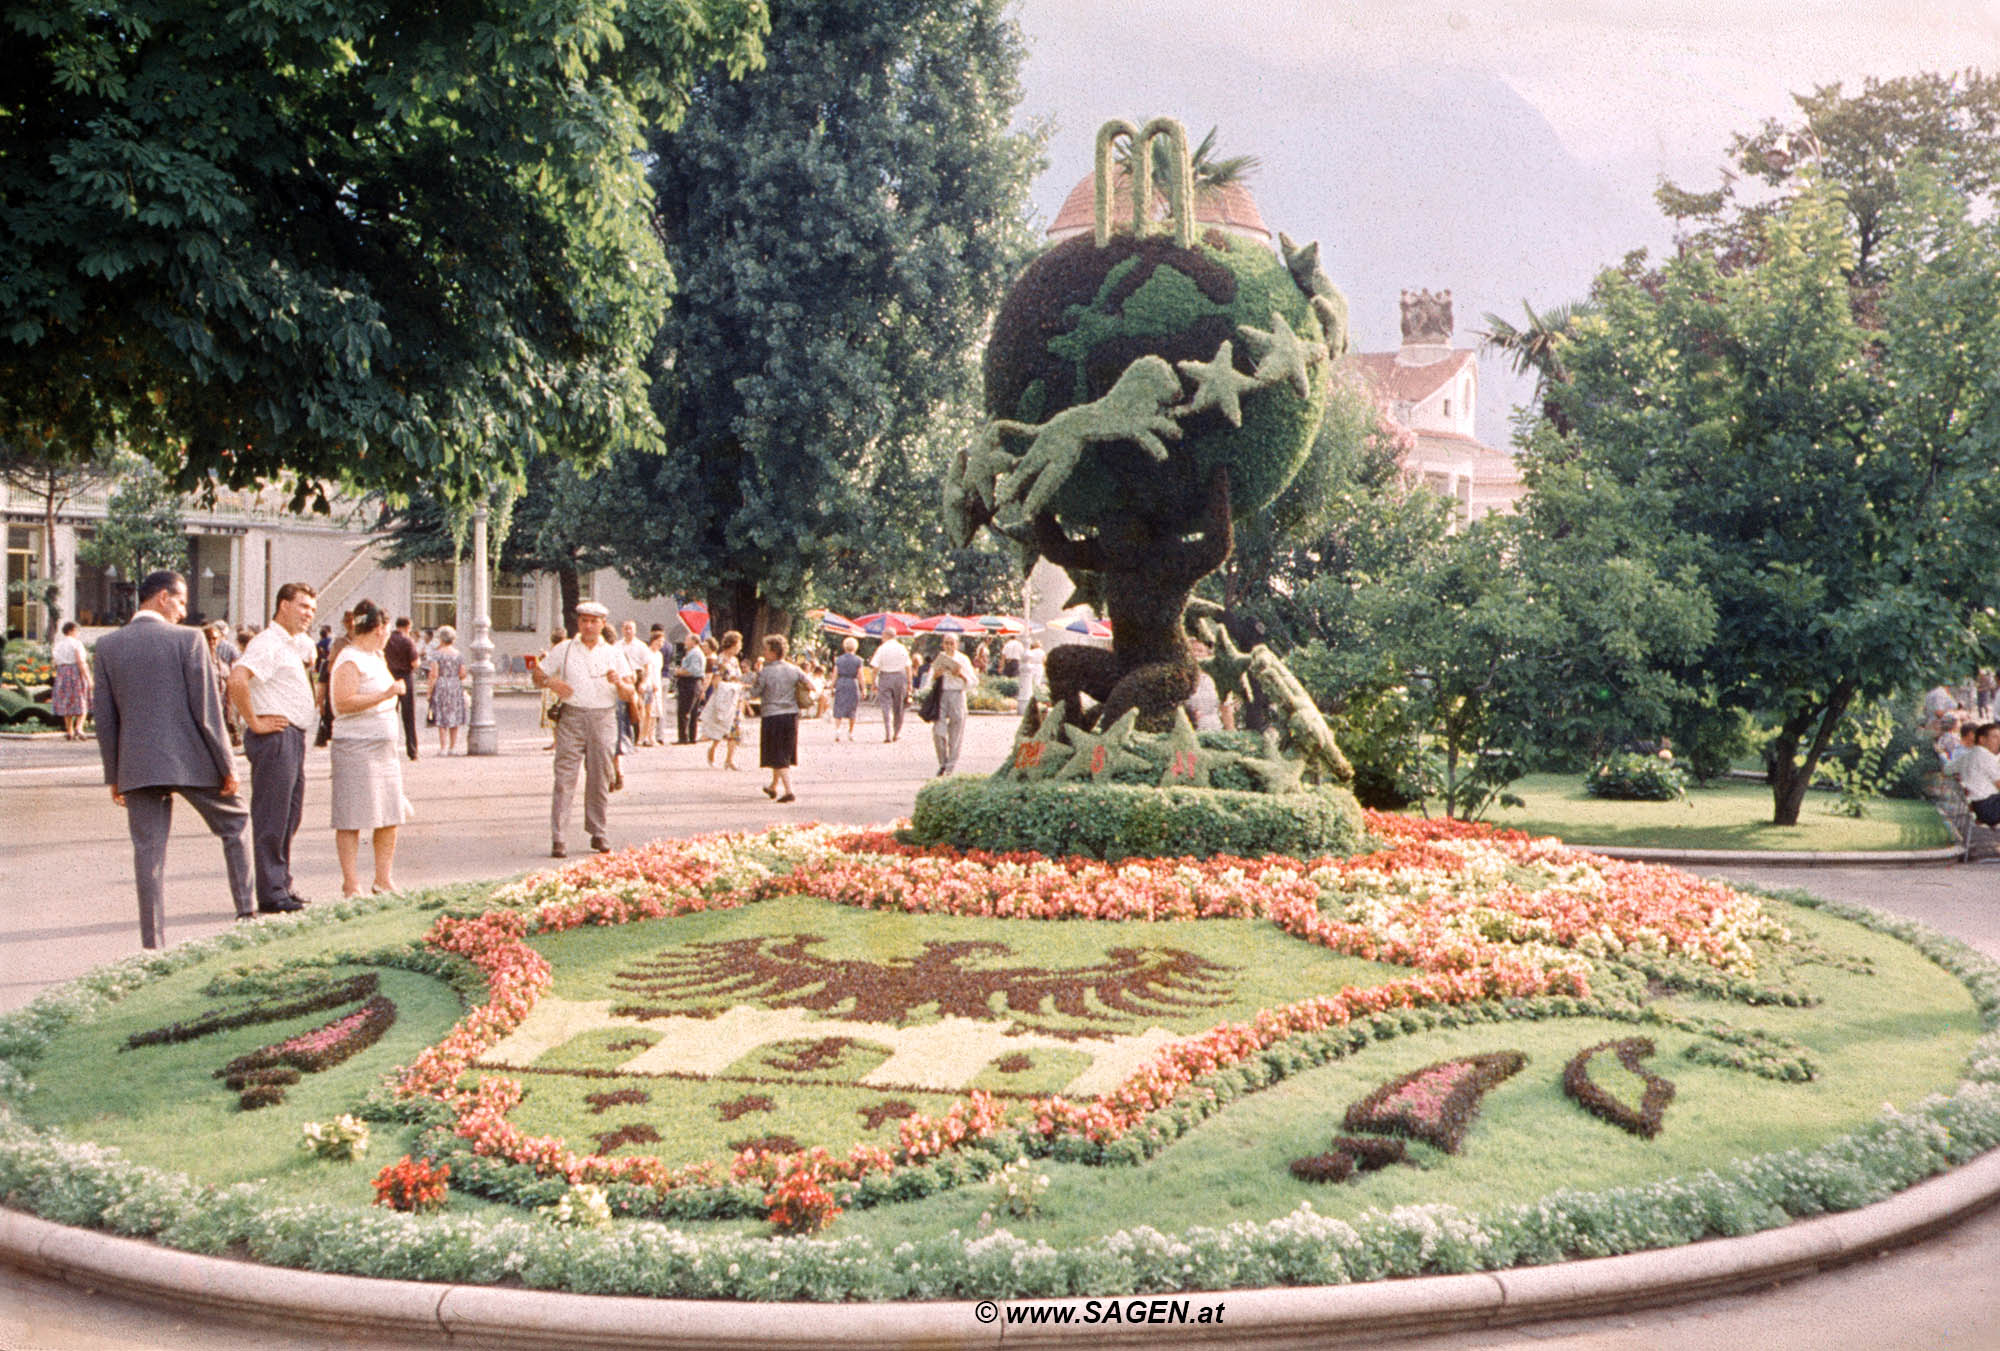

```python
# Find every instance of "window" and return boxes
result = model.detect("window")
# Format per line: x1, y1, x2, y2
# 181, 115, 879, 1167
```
411, 561, 457, 631
492, 571, 534, 631
1442, 398, 1451, 417
6, 525, 42, 640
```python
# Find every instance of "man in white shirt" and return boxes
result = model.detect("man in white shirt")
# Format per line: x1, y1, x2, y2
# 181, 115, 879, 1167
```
673, 635, 708, 744
227, 582, 318, 914
926, 633, 980, 776
531, 602, 635, 857
999, 634, 1025, 677
617, 619, 652, 753
1956, 722, 2000, 827
1016, 639, 1046, 715
869, 634, 913, 742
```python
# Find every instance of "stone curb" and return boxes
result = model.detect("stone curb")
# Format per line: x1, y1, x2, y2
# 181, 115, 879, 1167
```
7, 1147, 2000, 1349
1587, 844, 1965, 866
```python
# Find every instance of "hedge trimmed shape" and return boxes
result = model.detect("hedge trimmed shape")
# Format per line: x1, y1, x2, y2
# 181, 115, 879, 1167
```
1564, 1036, 1676, 1139
906, 775, 1367, 860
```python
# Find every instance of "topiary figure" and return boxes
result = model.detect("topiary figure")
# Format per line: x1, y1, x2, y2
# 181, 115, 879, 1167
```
948, 116, 1350, 733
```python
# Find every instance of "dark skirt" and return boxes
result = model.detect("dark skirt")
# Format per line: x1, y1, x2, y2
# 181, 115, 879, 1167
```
760, 712, 799, 768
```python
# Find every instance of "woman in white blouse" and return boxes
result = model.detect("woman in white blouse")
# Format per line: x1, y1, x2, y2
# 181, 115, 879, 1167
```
329, 599, 409, 895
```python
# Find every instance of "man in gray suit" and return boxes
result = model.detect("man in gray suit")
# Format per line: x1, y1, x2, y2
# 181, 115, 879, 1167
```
92, 569, 255, 948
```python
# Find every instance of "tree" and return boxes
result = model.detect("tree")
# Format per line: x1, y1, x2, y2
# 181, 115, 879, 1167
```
1548, 176, 2000, 824
1657, 70, 2000, 286
376, 454, 626, 638
1, 0, 768, 506
77, 456, 186, 585
601, 0, 1042, 643
1478, 301, 1591, 435
0, 440, 111, 632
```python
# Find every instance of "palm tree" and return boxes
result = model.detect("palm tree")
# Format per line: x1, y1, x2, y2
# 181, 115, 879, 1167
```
1479, 301, 1590, 435
1113, 126, 1261, 216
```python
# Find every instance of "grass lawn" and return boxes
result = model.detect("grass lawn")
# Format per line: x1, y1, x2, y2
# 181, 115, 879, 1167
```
1485, 774, 1951, 851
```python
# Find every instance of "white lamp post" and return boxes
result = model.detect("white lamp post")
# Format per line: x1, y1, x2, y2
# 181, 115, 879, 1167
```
466, 506, 498, 756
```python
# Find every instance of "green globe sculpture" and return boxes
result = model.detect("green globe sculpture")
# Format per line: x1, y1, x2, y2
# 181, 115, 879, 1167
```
948, 116, 1352, 744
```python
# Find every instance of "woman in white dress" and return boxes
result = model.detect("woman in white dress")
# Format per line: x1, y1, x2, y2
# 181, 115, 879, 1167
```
697, 631, 745, 769
330, 599, 409, 896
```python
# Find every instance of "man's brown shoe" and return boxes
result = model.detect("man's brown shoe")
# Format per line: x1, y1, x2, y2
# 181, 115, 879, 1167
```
550, 842, 567, 859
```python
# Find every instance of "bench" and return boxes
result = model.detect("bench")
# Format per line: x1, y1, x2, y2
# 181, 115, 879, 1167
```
1936, 775, 2000, 862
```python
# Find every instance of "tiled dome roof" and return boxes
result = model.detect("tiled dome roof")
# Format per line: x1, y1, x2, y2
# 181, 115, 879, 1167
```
1047, 171, 1271, 242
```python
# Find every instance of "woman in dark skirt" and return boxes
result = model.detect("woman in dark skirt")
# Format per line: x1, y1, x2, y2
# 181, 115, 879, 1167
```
749, 634, 808, 803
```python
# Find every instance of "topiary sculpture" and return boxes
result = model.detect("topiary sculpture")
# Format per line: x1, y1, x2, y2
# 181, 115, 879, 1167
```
948, 117, 1351, 736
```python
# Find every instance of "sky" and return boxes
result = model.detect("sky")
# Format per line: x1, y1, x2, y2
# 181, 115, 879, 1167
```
1006, 0, 2000, 441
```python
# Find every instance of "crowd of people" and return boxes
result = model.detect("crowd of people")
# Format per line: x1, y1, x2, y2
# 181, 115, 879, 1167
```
80, 569, 1256, 949
1926, 675, 2000, 829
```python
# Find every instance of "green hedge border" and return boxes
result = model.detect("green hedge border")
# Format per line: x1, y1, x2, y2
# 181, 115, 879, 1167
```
2, 881, 1999, 1299
906, 777, 1368, 860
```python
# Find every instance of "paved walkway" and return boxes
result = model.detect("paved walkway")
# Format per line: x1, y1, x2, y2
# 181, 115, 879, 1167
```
2, 706, 1996, 1347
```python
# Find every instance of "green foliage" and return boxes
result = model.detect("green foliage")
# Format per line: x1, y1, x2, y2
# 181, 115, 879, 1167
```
1584, 753, 1690, 803
1815, 699, 1927, 813
0, 0, 768, 505
599, 0, 1042, 636
983, 230, 1328, 535
905, 776, 1366, 861
1547, 172, 2000, 825
1664, 70, 2000, 283
76, 456, 186, 584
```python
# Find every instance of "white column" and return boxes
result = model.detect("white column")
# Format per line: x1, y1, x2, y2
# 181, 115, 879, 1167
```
467, 507, 498, 756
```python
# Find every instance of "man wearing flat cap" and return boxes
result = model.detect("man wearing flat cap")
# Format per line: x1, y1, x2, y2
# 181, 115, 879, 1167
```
529, 602, 634, 857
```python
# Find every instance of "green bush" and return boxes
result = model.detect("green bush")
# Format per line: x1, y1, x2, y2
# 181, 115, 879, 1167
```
1671, 705, 1757, 785
905, 775, 1367, 860
1584, 752, 1690, 802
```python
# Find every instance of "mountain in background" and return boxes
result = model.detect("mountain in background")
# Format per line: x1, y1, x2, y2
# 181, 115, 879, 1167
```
1014, 40, 1670, 448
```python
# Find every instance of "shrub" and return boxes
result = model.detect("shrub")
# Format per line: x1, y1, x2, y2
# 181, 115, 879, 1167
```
1585, 752, 1690, 802
906, 777, 1367, 860
1287, 1151, 1354, 1184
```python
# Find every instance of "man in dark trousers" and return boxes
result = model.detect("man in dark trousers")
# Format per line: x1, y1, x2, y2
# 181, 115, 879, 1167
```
385, 616, 420, 760
92, 569, 256, 948
227, 582, 318, 915
673, 634, 707, 744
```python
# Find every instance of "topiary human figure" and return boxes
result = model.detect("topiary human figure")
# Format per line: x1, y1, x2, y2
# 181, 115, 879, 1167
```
948, 117, 1348, 732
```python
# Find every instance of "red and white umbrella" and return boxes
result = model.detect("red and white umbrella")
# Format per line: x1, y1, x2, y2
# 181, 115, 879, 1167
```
853, 611, 920, 636
974, 614, 1028, 635
912, 614, 981, 634
1044, 616, 1112, 640
818, 611, 867, 638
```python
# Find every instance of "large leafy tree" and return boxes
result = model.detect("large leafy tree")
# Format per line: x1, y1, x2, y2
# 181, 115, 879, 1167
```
603, 0, 1042, 641
1549, 175, 2000, 824
1657, 70, 2000, 287
0, 0, 767, 507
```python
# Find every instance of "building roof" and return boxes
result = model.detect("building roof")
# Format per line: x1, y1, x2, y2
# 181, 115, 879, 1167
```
1047, 171, 1271, 241
1347, 349, 1475, 406
1411, 429, 1522, 473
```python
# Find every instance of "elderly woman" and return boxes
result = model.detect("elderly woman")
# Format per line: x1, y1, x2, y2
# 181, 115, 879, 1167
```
50, 620, 91, 740
831, 635, 865, 741
330, 599, 409, 895
425, 625, 468, 756
749, 634, 809, 802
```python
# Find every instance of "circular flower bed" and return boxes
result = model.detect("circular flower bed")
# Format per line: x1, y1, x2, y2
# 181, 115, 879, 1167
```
2, 815, 1997, 1301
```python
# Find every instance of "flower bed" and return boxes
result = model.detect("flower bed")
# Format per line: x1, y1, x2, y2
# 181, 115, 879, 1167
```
390, 815, 1800, 1217
0, 843, 1995, 1299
